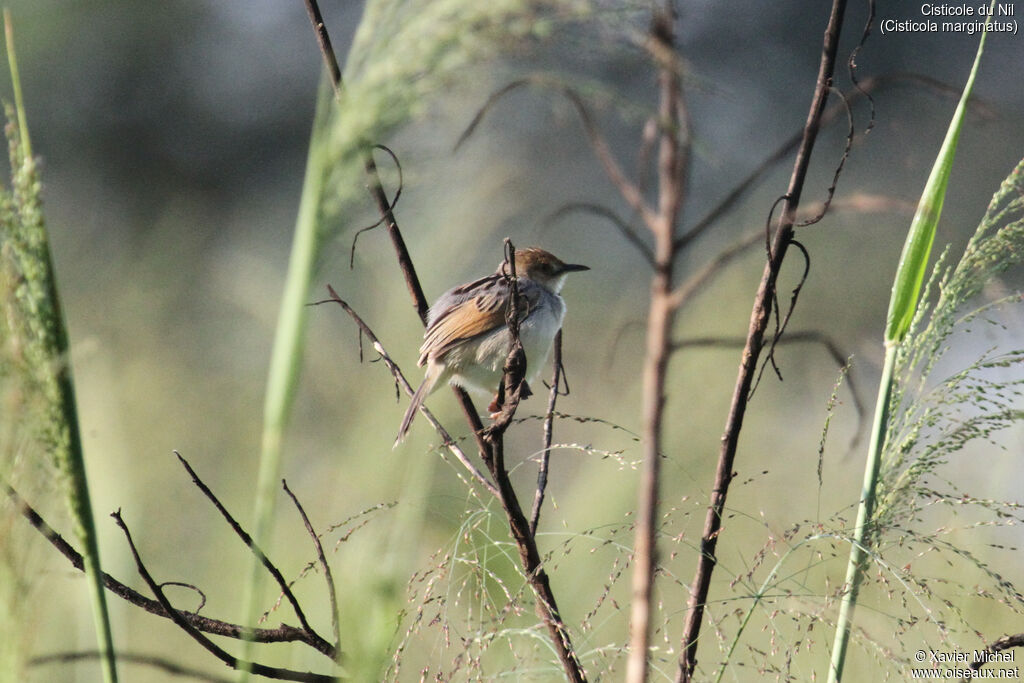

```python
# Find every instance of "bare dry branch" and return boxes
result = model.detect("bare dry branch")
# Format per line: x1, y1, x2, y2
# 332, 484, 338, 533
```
627, 5, 690, 682
174, 453, 315, 636
676, 2, 851, 680
4, 484, 337, 659
112, 509, 340, 682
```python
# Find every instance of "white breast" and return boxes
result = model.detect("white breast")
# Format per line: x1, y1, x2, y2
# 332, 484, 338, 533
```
447, 288, 565, 395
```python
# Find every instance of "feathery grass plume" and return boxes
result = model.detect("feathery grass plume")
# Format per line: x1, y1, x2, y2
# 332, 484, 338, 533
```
821, 161, 1024, 679
0, 60, 119, 683
877, 159, 1024, 531
834, 159, 1024, 678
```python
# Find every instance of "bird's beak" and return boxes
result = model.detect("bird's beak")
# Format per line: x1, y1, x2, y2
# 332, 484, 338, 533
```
560, 263, 590, 274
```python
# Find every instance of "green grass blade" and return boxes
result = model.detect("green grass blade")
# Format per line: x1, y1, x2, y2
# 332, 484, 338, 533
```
237, 74, 333, 675
827, 343, 896, 682
3, 11, 117, 682
828, 7, 994, 681
884, 6, 992, 343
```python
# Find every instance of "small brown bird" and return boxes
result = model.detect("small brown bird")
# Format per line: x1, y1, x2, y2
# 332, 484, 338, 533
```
395, 247, 589, 444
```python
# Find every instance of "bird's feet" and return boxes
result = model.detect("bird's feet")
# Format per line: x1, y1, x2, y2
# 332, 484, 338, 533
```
487, 381, 532, 418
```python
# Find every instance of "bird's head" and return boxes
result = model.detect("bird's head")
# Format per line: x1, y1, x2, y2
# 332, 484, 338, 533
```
500, 247, 589, 293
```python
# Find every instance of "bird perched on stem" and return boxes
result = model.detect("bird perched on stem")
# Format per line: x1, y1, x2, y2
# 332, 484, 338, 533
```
395, 247, 588, 445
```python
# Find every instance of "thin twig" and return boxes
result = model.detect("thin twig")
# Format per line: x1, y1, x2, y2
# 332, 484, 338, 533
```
312, 287, 498, 497
755, 238, 812, 390
676, 2, 850, 680
174, 452, 315, 636
282, 480, 342, 660
4, 484, 336, 658
111, 510, 340, 683
530, 330, 563, 535
794, 87, 855, 228
350, 145, 404, 268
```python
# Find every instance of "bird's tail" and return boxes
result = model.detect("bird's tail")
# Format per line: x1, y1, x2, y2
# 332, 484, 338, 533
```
394, 369, 440, 447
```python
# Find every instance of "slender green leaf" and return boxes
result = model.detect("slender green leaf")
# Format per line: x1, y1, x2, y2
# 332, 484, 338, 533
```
885, 7, 992, 343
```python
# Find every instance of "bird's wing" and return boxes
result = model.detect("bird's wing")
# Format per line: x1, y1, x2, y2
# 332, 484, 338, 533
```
419, 278, 543, 365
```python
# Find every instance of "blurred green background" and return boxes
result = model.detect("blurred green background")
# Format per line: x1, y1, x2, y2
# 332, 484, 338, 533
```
4, 1, 1024, 681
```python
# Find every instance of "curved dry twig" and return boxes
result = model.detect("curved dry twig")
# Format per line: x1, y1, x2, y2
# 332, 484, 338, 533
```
158, 581, 207, 614
847, 0, 877, 137
455, 74, 656, 229
754, 238, 812, 392
546, 201, 654, 266
350, 145, 404, 268
796, 87, 855, 227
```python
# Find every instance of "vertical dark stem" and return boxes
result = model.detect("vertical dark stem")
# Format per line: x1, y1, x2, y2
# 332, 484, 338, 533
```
302, 0, 341, 87
675, 1, 848, 681
478, 244, 587, 683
